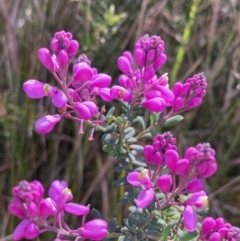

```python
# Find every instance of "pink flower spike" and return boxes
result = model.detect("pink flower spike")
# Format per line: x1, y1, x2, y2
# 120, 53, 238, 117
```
89, 74, 112, 88
187, 178, 204, 193
135, 188, 155, 208
157, 174, 172, 193
134, 48, 146, 68
82, 101, 98, 116
142, 97, 166, 112
64, 203, 90, 216
38, 48, 54, 70
187, 97, 202, 109
127, 172, 141, 186
165, 149, 179, 174
35, 114, 61, 134
183, 205, 198, 232
176, 158, 190, 176
79, 219, 108, 240
98, 88, 113, 102
67, 40, 79, 56
143, 67, 155, 81
23, 80, 46, 98
24, 223, 39, 239
12, 220, 31, 241
57, 50, 69, 67
51, 89, 67, 108
117, 56, 132, 76
202, 217, 216, 235
143, 145, 154, 163
75, 102, 92, 120
153, 53, 167, 69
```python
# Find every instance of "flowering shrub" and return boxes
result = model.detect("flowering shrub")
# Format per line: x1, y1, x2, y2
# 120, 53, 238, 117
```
7, 30, 240, 241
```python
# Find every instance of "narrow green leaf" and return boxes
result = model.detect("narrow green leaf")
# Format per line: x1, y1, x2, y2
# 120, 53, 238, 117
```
106, 107, 115, 117
108, 218, 117, 233
179, 230, 199, 241
161, 224, 172, 238
162, 115, 184, 127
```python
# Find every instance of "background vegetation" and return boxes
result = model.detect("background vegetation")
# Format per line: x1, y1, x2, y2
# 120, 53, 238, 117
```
0, 0, 240, 239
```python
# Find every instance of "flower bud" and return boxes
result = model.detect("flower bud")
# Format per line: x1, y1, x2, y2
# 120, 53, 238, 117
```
183, 205, 198, 232
153, 151, 163, 166
157, 174, 172, 193
187, 97, 202, 109
64, 203, 90, 216
79, 219, 108, 240
38, 48, 54, 70
143, 145, 154, 163
118, 74, 134, 88
51, 89, 68, 108
57, 50, 69, 67
39, 199, 53, 217
172, 82, 183, 98
143, 67, 155, 81
13, 220, 31, 241
97, 88, 113, 102
89, 74, 112, 88
187, 178, 204, 193
35, 115, 61, 134
75, 103, 92, 120
134, 48, 146, 67
153, 53, 167, 69
67, 40, 79, 56
165, 149, 179, 174
202, 217, 216, 234
145, 90, 161, 100
23, 80, 45, 98
27, 202, 38, 218
117, 56, 132, 76
214, 218, 225, 230
24, 223, 39, 239
147, 49, 156, 62
81, 101, 98, 116
51, 39, 60, 53
201, 163, 217, 178
142, 97, 166, 112
176, 158, 189, 176
73, 63, 93, 82
123, 51, 133, 65
209, 232, 221, 241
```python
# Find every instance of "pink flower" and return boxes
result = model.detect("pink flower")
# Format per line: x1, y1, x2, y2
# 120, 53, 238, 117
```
142, 97, 166, 112
23, 80, 45, 98
35, 115, 61, 134
127, 170, 155, 208
48, 180, 90, 216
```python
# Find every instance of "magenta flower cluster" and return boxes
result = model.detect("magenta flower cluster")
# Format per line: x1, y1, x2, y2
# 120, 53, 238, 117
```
22, 31, 207, 138
9, 180, 107, 240
127, 132, 217, 232
200, 217, 240, 241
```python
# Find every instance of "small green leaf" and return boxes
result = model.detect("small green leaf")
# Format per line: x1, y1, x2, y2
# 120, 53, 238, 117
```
133, 116, 146, 130
91, 208, 103, 219
116, 116, 123, 124
108, 218, 117, 233
126, 137, 137, 143
162, 115, 184, 127
179, 230, 199, 241
106, 107, 115, 117
114, 176, 128, 186
161, 224, 172, 238
101, 133, 111, 144
130, 144, 144, 151
103, 144, 114, 153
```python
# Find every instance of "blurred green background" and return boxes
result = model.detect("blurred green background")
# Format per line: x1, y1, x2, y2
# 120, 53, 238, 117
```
1, 0, 240, 239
